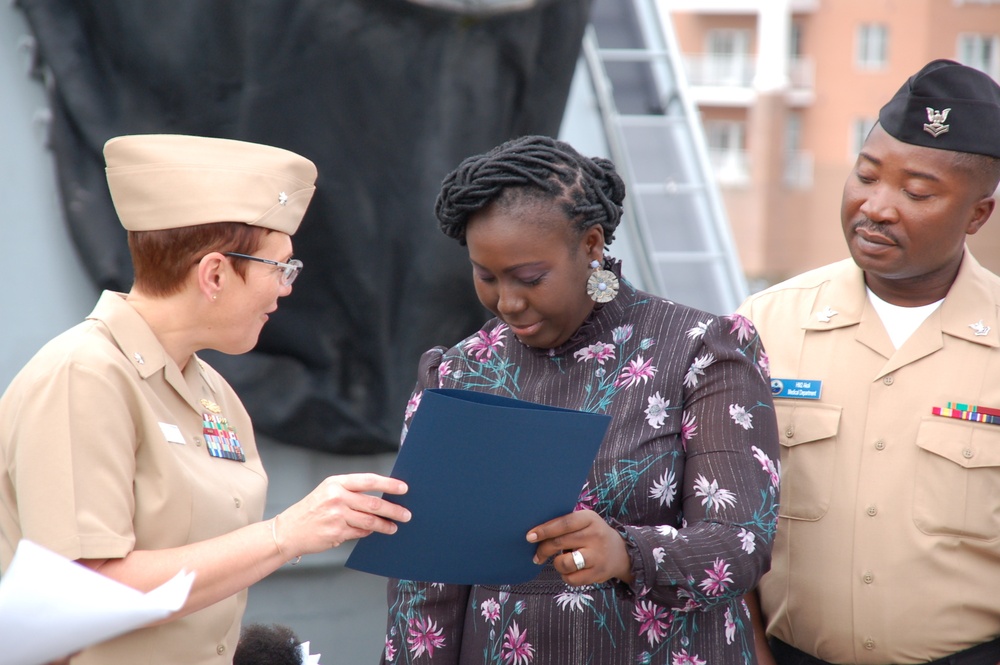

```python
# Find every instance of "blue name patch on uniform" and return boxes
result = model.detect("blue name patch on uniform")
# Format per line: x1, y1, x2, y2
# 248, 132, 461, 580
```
771, 378, 822, 400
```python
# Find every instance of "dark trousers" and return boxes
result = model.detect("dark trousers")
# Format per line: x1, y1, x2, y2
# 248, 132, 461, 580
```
769, 637, 1000, 665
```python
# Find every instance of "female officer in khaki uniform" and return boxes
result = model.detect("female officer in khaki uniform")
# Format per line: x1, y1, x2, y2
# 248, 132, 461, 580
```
0, 134, 411, 665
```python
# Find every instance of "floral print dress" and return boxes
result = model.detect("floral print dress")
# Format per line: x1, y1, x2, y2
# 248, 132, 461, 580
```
381, 273, 779, 665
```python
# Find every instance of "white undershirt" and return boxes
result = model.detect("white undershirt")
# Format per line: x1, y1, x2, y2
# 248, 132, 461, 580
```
866, 287, 944, 349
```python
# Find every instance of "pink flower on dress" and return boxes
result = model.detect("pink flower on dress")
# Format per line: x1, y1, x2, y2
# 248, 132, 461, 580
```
575, 483, 598, 512
463, 324, 508, 361
573, 342, 617, 365
698, 558, 734, 596
404, 391, 422, 421
672, 649, 707, 665
752, 445, 780, 488
633, 599, 671, 647
407, 616, 446, 659
612, 324, 634, 344
727, 314, 755, 344
616, 355, 657, 388
384, 636, 397, 661
724, 606, 737, 644
438, 359, 453, 380
681, 411, 698, 449
757, 349, 770, 378
501, 622, 535, 665
481, 597, 501, 625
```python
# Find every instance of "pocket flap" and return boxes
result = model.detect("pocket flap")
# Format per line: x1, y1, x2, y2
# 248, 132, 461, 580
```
916, 417, 1000, 469
775, 402, 842, 447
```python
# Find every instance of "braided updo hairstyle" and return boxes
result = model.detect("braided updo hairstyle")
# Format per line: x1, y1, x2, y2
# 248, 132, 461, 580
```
435, 135, 626, 245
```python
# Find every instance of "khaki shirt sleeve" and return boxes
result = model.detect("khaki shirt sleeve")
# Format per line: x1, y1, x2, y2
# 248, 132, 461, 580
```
11, 357, 138, 560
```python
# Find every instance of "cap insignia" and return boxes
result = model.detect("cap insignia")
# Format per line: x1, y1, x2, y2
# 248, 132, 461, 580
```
278, 191, 289, 206
969, 320, 990, 337
923, 107, 951, 137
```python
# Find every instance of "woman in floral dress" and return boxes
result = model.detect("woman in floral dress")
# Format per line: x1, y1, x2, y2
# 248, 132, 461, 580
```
380, 135, 779, 665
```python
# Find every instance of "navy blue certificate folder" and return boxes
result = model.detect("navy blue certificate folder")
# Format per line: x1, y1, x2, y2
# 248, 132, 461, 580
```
345, 388, 611, 585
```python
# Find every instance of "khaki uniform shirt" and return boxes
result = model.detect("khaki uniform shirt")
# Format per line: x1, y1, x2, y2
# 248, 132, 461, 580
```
738, 252, 1000, 665
0, 291, 268, 665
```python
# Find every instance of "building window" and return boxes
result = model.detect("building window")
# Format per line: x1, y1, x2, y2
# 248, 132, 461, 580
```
850, 117, 877, 158
701, 29, 753, 86
856, 24, 888, 69
705, 120, 749, 186
957, 33, 1000, 79
784, 113, 813, 188
790, 22, 804, 58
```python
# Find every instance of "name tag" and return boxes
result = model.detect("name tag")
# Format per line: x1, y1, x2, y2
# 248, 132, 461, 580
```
159, 422, 186, 444
771, 378, 822, 400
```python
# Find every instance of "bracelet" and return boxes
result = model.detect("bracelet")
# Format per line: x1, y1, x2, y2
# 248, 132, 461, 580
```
270, 516, 301, 566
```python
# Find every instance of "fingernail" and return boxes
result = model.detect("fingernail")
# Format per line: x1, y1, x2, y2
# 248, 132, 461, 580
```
403, 510, 412, 521
526, 532, 537, 542
533, 555, 540, 564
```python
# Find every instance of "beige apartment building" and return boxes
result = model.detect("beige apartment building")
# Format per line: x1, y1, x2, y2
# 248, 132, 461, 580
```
662, 0, 1000, 288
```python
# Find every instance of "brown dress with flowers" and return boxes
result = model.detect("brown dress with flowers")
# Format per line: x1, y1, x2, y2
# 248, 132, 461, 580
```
380, 270, 779, 665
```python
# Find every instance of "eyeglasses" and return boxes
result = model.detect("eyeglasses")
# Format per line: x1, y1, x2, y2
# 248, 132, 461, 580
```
224, 252, 303, 286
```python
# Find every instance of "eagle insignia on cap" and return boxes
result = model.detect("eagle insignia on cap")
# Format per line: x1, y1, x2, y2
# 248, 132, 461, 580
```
278, 191, 289, 206
923, 107, 951, 137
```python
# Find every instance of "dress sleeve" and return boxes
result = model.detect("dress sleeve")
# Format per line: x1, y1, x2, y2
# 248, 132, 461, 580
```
381, 346, 472, 664
620, 313, 780, 611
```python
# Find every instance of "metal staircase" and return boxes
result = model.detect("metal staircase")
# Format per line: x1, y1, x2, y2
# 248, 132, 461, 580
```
560, 0, 747, 315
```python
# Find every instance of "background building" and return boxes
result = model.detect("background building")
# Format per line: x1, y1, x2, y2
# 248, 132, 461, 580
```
663, 0, 1000, 288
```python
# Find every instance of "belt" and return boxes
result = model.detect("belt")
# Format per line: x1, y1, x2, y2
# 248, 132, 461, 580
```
769, 636, 1000, 665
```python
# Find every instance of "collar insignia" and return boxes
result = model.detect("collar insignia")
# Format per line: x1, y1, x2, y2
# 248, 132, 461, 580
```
278, 191, 289, 206
816, 306, 838, 323
923, 107, 951, 138
133, 351, 145, 365
969, 320, 990, 337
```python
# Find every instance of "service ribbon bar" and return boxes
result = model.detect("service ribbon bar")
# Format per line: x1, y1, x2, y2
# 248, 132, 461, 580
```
931, 403, 1000, 426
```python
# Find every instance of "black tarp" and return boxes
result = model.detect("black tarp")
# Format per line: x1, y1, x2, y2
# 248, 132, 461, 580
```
17, 0, 592, 453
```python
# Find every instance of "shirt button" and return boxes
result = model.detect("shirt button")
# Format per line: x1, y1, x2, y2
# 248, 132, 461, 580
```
863, 572, 874, 584
874, 440, 885, 451
883, 375, 894, 385
194, 436, 202, 447
785, 426, 794, 438
866, 505, 878, 517
234, 498, 242, 509
963, 448, 974, 459
217, 644, 226, 655
864, 638, 876, 650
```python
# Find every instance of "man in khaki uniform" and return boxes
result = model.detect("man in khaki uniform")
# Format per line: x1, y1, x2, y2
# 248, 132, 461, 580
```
0, 135, 411, 665
739, 60, 1000, 665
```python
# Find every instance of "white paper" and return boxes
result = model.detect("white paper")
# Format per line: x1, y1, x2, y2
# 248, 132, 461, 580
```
0, 539, 195, 665
298, 640, 322, 665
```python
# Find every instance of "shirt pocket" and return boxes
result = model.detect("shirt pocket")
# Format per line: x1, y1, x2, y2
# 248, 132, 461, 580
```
775, 402, 842, 521
913, 417, 1000, 540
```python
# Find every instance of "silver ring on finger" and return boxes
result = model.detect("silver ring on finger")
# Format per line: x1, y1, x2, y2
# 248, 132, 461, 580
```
571, 549, 586, 571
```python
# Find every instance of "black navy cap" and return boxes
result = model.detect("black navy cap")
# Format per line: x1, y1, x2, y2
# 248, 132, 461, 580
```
878, 59, 1000, 158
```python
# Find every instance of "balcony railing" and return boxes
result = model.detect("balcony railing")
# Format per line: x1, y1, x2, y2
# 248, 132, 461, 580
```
706, 149, 814, 188
681, 53, 814, 92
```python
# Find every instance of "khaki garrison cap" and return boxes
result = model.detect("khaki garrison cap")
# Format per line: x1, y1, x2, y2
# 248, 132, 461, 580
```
104, 134, 317, 234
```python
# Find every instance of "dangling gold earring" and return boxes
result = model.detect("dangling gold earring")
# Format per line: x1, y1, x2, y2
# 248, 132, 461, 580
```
586, 259, 619, 303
